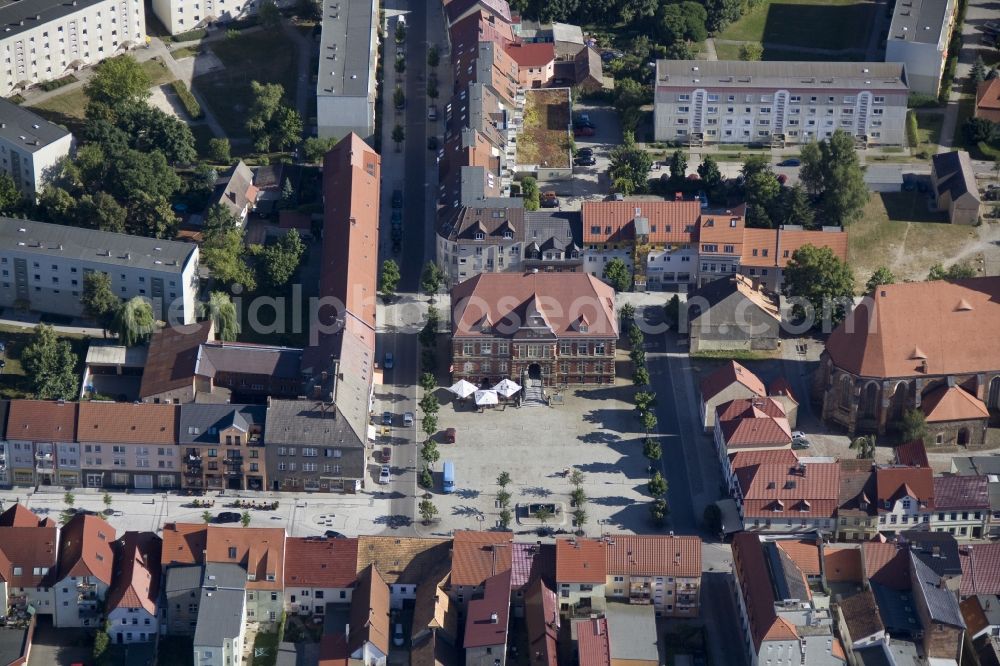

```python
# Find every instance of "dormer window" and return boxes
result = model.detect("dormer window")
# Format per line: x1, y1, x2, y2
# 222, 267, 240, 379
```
266, 574, 275, 581
475, 232, 485, 240
247, 573, 256, 581
579, 324, 588, 333
503, 230, 513, 239
228, 547, 237, 559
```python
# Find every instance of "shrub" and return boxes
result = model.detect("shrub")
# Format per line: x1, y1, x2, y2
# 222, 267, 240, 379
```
906, 111, 919, 148
171, 80, 203, 119
907, 93, 941, 108
171, 28, 208, 42
38, 75, 77, 92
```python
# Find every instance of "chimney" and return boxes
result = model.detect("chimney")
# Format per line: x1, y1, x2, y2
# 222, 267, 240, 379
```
674, 192, 682, 201
490, 612, 498, 624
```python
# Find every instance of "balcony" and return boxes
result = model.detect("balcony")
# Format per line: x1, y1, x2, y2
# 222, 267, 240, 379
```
35, 452, 52, 462
224, 458, 244, 475
77, 580, 97, 591
78, 591, 99, 603
35, 464, 55, 474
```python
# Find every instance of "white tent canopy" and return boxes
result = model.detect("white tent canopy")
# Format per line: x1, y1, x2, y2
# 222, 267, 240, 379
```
492, 378, 522, 398
474, 389, 499, 406
449, 379, 478, 399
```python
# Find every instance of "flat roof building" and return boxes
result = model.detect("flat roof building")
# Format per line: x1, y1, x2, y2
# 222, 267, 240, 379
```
316, 0, 379, 141
885, 0, 956, 95
0, 99, 73, 196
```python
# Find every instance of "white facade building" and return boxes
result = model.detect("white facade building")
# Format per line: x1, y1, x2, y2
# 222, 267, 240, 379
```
0, 0, 146, 97
316, 0, 378, 140
150, 0, 296, 35
0, 100, 73, 197
654, 60, 909, 147
0, 219, 199, 324
885, 0, 955, 95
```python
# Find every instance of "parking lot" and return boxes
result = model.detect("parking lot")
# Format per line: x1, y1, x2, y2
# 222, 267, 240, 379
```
418, 371, 657, 537
552, 102, 623, 209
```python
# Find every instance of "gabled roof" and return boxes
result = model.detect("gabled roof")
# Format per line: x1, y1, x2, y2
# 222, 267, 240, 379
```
898, 531, 962, 577
504, 41, 555, 68
838, 460, 876, 517
57, 513, 115, 585
555, 538, 606, 584
825, 547, 864, 583
875, 466, 934, 511
411, 571, 457, 642
699, 361, 766, 402
76, 402, 178, 444
211, 160, 258, 219
825, 277, 1000, 378
977, 79, 1000, 114
604, 535, 701, 578
205, 526, 285, 591
863, 542, 910, 591
736, 461, 840, 518
464, 569, 512, 649
107, 532, 162, 615
839, 590, 885, 642
510, 542, 555, 590
0, 503, 49, 528
0, 505, 58, 588
451, 531, 513, 587
348, 565, 391, 656
719, 401, 792, 449
139, 320, 214, 398
444, 0, 511, 26
909, 551, 965, 628
774, 539, 820, 577
6, 400, 77, 442
732, 533, 799, 651
355, 536, 451, 585
687, 275, 780, 323
284, 537, 359, 589
960, 543, 1000, 597
934, 475, 990, 510
920, 385, 989, 422
580, 200, 701, 245
574, 618, 611, 666
178, 404, 266, 445
894, 439, 929, 468
728, 448, 799, 470
160, 523, 207, 567
524, 579, 559, 666
932, 150, 980, 204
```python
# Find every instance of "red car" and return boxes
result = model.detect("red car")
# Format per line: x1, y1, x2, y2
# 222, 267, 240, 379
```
443, 428, 457, 444
380, 446, 392, 463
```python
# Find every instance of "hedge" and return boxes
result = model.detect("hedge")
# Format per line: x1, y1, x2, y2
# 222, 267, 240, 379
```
170, 80, 203, 119
906, 110, 919, 148
170, 28, 207, 42
38, 75, 77, 92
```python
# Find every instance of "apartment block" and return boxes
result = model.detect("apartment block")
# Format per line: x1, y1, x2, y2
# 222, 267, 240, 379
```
53, 513, 115, 628
315, 0, 378, 140
76, 402, 180, 490
654, 60, 908, 147
604, 535, 701, 618
0, 219, 199, 323
178, 404, 266, 492
0, 0, 146, 97
885, 0, 956, 95
5, 399, 78, 487
0, 100, 73, 196
151, 0, 295, 34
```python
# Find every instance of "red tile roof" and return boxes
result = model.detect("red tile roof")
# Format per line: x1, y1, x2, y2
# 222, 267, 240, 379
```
57, 513, 116, 585
6, 400, 77, 442
732, 533, 799, 651
920, 385, 990, 422
449, 9, 515, 50
729, 449, 799, 470
775, 540, 820, 576
961, 596, 989, 637
0, 505, 58, 588
505, 42, 555, 67
0, 504, 47, 528
894, 440, 929, 468
575, 618, 611, 666
736, 462, 840, 519
76, 402, 178, 444
718, 400, 792, 449
767, 377, 797, 404
581, 200, 701, 245
349, 565, 390, 656
464, 569, 512, 648
825, 547, 864, 583
825, 278, 1000, 379
875, 466, 934, 511
555, 538, 606, 584
451, 531, 513, 587
604, 535, 701, 578
698, 211, 746, 250
107, 532, 161, 615
933, 475, 989, 510
284, 537, 359, 589
699, 361, 765, 402
961, 543, 1000, 597
740, 228, 848, 268
160, 523, 207, 567
863, 542, 909, 590
510, 542, 555, 590
716, 396, 786, 422
205, 526, 285, 591
524, 579, 558, 666
976, 79, 1000, 115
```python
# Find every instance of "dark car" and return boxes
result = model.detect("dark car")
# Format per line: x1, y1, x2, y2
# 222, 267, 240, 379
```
573, 125, 595, 137
214, 512, 241, 523
574, 155, 597, 166
391, 190, 403, 208
777, 158, 801, 167
382, 411, 393, 426
427, 136, 439, 151
577, 147, 594, 157
325, 530, 347, 539
443, 427, 457, 443
540, 192, 559, 208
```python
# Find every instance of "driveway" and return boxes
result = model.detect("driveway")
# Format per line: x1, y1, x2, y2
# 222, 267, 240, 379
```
27, 617, 91, 666
561, 102, 623, 209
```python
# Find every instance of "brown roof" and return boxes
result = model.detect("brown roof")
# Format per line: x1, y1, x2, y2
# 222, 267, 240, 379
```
736, 462, 840, 519
718, 401, 792, 449
449, 9, 515, 53
411, 571, 457, 641
0, 505, 58, 588
76, 402, 178, 444
826, 278, 1000, 378
699, 361, 765, 402
524, 579, 559, 666
740, 228, 848, 268
451, 531, 513, 587
825, 547, 864, 583
775, 540, 820, 576
976, 79, 1000, 114
604, 535, 701, 578
205, 526, 285, 591
107, 532, 162, 615
355, 536, 451, 585
504, 41, 554, 67
581, 200, 701, 245
349, 565, 391, 656
732, 533, 798, 651
863, 542, 909, 590
728, 448, 799, 470
837, 464, 876, 517
934, 475, 990, 510
555, 538, 606, 584
6, 400, 77, 442
451, 272, 618, 339
138, 320, 213, 398
464, 569, 512, 649
0, 504, 48, 528
894, 439, 929, 468
160, 523, 207, 567
575, 618, 611, 666
839, 590, 885, 642
961, 596, 990, 637
920, 385, 990, 422
875, 466, 934, 511
284, 537, 359, 589
767, 377, 797, 404
57, 513, 116, 585
698, 211, 746, 251
960, 543, 1000, 597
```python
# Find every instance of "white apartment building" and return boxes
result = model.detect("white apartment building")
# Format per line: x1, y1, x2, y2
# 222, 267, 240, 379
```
885, 0, 955, 95
0, 0, 145, 97
316, 0, 378, 140
0, 100, 73, 196
0, 218, 200, 324
151, 0, 294, 34
654, 60, 909, 147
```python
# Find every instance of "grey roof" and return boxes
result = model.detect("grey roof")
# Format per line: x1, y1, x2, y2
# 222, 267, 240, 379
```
0, 626, 28, 666
0, 0, 113, 42
888, 0, 950, 44
439, 206, 524, 243
871, 583, 921, 637
932, 151, 980, 203
317, 0, 377, 99
897, 530, 962, 576
194, 563, 248, 647
855, 644, 895, 666
550, 22, 583, 45
178, 404, 266, 445
85, 344, 148, 368
764, 541, 809, 602
604, 602, 659, 662
523, 210, 582, 251
196, 343, 303, 380
265, 399, 364, 449
203, 562, 247, 589
656, 60, 909, 92
952, 456, 1000, 476
164, 564, 204, 593
211, 161, 256, 218
0, 218, 196, 272
909, 551, 965, 628
0, 99, 71, 153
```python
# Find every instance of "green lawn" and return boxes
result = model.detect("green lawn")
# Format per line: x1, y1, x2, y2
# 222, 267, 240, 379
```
193, 31, 300, 141
251, 630, 280, 666
190, 123, 218, 159
914, 110, 945, 151
716, 0, 876, 51
171, 45, 202, 60
141, 57, 173, 86
0, 323, 89, 399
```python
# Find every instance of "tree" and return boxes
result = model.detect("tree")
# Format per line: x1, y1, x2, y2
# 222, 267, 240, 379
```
199, 292, 240, 341
259, 229, 306, 289
419, 394, 440, 416
84, 55, 151, 109
37, 185, 77, 225
570, 486, 587, 507
643, 437, 662, 462
779, 183, 816, 229
898, 408, 928, 443
302, 136, 337, 163
634, 390, 657, 413
928, 262, 976, 280
521, 175, 540, 211
655, 2, 708, 44
128, 192, 180, 240
22, 324, 78, 399
497, 471, 512, 488
603, 257, 632, 292
739, 42, 764, 61
704, 0, 743, 31
619, 302, 636, 328
962, 117, 998, 145
697, 156, 722, 189
240, 510, 252, 527
203, 203, 242, 244
650, 498, 669, 526
419, 467, 433, 489
499, 508, 513, 529
0, 172, 23, 216
497, 489, 512, 507
77, 192, 127, 233
64, 491, 75, 509
202, 510, 213, 524
798, 131, 869, 225
420, 373, 437, 393
394, 86, 406, 110
280, 178, 296, 207
422, 414, 438, 439
629, 347, 646, 367
534, 506, 553, 524
668, 149, 688, 183
613, 78, 651, 134
664, 294, 681, 328
203, 229, 256, 290
258, 0, 281, 27
380, 259, 401, 297
392, 124, 405, 147
608, 132, 653, 195
633, 366, 650, 386
419, 499, 439, 524
783, 245, 856, 326
569, 468, 585, 487
247, 81, 285, 146
421, 440, 441, 466
742, 158, 782, 228
640, 410, 658, 433
115, 296, 157, 346
572, 508, 588, 531
972, 55, 987, 86
118, 105, 198, 165
92, 626, 110, 664
271, 106, 303, 150
102, 492, 113, 514
850, 435, 877, 459
648, 471, 667, 496
703, 503, 723, 534
428, 45, 440, 67
208, 137, 232, 164
866, 266, 896, 293
628, 323, 644, 349
82, 271, 120, 334
421, 261, 444, 297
